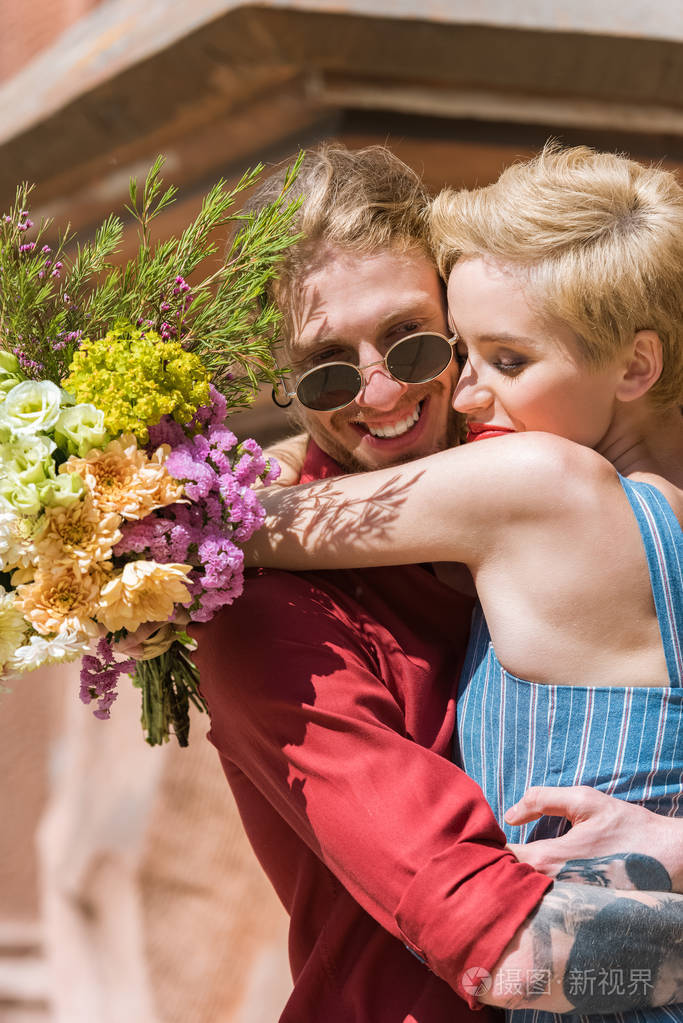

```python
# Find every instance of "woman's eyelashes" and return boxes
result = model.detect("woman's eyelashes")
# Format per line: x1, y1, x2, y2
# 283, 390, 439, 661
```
493, 357, 527, 376
455, 342, 528, 376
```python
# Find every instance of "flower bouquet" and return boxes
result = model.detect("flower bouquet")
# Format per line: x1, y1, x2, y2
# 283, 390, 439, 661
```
0, 157, 301, 744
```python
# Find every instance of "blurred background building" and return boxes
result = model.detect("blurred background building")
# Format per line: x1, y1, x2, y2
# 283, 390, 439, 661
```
1, 2, 682, 1020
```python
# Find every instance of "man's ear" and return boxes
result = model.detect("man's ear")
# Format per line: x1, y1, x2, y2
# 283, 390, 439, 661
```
615, 330, 663, 403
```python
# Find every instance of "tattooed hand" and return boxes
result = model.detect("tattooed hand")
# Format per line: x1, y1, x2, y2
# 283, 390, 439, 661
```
505, 786, 683, 893
478, 881, 683, 1013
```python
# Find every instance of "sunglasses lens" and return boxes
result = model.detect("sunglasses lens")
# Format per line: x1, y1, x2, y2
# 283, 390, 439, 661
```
387, 333, 452, 383
296, 364, 362, 412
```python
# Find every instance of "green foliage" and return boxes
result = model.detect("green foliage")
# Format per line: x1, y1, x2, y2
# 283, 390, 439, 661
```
0, 155, 304, 407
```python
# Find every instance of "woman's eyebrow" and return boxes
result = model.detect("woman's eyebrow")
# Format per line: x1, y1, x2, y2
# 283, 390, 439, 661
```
473, 332, 542, 348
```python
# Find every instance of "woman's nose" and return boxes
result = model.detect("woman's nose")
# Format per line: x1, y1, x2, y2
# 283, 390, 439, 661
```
451, 362, 493, 416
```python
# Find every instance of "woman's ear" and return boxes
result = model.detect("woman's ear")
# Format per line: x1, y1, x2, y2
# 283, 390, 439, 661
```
615, 330, 663, 403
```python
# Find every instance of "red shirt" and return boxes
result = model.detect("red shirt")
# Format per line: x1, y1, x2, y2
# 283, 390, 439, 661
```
195, 440, 551, 1022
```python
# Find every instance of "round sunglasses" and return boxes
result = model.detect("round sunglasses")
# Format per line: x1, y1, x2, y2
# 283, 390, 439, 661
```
273, 331, 459, 412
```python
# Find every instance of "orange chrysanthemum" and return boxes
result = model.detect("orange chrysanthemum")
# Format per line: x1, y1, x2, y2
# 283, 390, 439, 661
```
15, 563, 103, 637
33, 494, 122, 574
60, 435, 183, 520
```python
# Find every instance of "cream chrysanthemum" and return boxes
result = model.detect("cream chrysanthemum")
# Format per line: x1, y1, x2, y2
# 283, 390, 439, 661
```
96, 561, 191, 634
60, 434, 183, 520
33, 494, 122, 573
0, 500, 40, 573
0, 589, 28, 669
15, 563, 103, 637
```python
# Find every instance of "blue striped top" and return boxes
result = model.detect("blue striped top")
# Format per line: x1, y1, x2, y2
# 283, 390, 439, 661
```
456, 477, 682, 1023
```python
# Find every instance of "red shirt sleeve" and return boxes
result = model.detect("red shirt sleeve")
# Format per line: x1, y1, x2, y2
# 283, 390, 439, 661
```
193, 567, 551, 1008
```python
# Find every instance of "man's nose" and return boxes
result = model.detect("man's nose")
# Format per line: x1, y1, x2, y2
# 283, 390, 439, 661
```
354, 346, 408, 411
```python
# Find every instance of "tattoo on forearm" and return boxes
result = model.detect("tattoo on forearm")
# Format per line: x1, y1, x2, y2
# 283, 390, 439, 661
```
529, 882, 683, 1013
565, 896, 683, 1013
557, 853, 672, 892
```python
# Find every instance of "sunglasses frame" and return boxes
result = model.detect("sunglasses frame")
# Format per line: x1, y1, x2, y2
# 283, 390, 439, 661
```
272, 330, 460, 413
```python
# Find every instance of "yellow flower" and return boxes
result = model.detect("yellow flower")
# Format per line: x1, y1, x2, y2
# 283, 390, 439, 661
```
33, 494, 122, 574
14, 563, 103, 637
96, 561, 191, 634
61, 434, 183, 520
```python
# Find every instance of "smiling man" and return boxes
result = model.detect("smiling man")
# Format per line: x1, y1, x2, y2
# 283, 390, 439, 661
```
194, 145, 682, 1022
282, 244, 458, 470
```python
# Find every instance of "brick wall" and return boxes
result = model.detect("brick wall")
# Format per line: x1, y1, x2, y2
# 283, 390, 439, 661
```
0, 0, 103, 84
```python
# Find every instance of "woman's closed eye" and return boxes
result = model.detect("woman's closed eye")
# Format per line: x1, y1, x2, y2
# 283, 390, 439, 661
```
493, 357, 527, 376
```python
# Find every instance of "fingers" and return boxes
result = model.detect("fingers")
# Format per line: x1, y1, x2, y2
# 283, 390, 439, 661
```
505, 785, 608, 825
507, 840, 556, 875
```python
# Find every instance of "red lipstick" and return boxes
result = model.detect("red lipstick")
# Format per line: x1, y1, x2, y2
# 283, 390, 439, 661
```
465, 422, 516, 443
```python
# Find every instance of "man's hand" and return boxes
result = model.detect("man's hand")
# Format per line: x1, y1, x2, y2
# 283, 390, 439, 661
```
505, 786, 683, 893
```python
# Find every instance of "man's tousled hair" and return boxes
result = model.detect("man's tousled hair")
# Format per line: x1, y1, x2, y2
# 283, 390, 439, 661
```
247, 144, 432, 341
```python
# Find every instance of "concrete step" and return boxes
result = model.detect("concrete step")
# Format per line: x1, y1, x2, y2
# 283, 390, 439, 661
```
0, 921, 49, 1022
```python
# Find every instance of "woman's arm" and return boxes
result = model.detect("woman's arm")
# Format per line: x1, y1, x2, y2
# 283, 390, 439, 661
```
246, 432, 606, 572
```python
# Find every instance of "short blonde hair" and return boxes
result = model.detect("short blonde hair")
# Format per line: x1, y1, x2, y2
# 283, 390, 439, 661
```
246, 144, 433, 342
431, 144, 683, 409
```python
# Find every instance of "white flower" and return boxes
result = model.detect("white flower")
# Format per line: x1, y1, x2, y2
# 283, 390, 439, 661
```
0, 351, 23, 398
54, 403, 109, 458
0, 380, 63, 437
0, 499, 41, 572
5, 628, 89, 676
0, 588, 28, 669
0, 433, 56, 485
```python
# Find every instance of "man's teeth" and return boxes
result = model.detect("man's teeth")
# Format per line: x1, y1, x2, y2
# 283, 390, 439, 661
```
367, 405, 420, 438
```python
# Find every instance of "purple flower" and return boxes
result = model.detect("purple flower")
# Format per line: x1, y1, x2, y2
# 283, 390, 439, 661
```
173, 275, 191, 295
233, 446, 267, 486
217, 472, 238, 506
262, 458, 281, 485
147, 415, 187, 448
79, 638, 136, 720
207, 425, 237, 472
165, 448, 216, 500
197, 536, 244, 589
